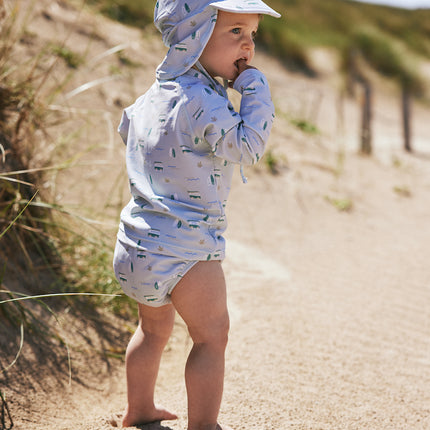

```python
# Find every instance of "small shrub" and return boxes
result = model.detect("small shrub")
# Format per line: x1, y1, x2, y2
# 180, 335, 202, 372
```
290, 118, 319, 134
262, 148, 288, 175
51, 45, 84, 69
325, 195, 353, 212
393, 185, 412, 198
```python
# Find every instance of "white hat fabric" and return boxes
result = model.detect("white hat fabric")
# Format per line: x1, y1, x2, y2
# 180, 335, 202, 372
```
210, 0, 281, 18
154, 0, 281, 80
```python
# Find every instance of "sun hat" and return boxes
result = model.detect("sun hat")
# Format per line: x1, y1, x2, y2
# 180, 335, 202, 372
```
154, 0, 281, 80
210, 0, 281, 18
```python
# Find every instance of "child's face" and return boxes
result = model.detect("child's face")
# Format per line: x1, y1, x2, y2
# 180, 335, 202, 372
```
199, 10, 259, 81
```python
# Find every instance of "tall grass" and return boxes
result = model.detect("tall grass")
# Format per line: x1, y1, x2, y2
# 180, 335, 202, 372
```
0, 0, 135, 388
0, 0, 60, 301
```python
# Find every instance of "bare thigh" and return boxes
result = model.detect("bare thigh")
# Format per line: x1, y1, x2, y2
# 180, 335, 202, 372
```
171, 260, 229, 343
136, 302, 176, 340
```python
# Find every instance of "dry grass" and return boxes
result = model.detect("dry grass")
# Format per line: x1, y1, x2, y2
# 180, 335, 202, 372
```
0, 2, 133, 393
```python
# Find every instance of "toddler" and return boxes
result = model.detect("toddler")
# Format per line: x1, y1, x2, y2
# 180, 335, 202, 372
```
113, 1, 280, 429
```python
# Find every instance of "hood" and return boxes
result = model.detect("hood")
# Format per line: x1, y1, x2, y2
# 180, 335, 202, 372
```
154, 0, 281, 80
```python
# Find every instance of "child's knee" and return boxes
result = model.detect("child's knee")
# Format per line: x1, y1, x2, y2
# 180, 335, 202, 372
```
189, 312, 230, 348
138, 304, 175, 341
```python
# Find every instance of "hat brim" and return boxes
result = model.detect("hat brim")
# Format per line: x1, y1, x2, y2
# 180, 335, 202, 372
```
210, 0, 281, 18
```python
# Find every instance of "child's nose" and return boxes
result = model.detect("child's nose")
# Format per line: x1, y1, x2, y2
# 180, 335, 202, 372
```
241, 35, 255, 51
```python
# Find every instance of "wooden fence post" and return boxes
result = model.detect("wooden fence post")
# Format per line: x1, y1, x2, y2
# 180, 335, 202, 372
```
360, 79, 372, 155
402, 83, 412, 152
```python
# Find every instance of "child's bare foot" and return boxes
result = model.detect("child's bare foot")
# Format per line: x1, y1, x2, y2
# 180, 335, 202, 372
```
122, 405, 178, 427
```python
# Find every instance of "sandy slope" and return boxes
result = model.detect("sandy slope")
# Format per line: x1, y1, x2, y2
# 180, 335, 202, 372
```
2, 1, 430, 429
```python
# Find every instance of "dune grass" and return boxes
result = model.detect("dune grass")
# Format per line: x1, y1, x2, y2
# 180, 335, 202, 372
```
346, 26, 424, 93
0, 0, 138, 385
86, 0, 153, 28
261, 0, 429, 93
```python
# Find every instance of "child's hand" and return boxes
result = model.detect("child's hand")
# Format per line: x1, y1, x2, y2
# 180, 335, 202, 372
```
229, 59, 257, 88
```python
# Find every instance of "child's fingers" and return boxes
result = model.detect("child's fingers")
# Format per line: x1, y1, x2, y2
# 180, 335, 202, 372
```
236, 58, 256, 74
229, 59, 257, 87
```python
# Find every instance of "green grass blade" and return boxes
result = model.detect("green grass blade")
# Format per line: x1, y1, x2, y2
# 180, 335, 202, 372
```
0, 323, 24, 374
0, 291, 122, 305
0, 190, 38, 240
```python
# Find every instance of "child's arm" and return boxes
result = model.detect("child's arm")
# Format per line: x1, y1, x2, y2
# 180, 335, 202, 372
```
218, 67, 274, 165
189, 67, 275, 166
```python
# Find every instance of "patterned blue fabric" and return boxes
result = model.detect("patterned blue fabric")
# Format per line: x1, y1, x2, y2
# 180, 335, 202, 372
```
117, 64, 275, 261
154, 1, 218, 80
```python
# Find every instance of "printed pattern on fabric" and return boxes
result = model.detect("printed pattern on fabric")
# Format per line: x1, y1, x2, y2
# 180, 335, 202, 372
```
154, 1, 218, 80
113, 240, 198, 306
116, 65, 275, 262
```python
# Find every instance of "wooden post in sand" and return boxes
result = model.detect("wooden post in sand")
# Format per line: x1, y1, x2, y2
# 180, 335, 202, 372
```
402, 83, 412, 152
345, 48, 373, 155
360, 79, 372, 155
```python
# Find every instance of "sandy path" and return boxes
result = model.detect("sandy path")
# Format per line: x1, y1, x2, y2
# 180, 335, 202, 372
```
221, 156, 430, 429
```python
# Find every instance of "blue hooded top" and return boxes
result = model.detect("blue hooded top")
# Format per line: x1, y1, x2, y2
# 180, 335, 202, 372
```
117, 0, 277, 261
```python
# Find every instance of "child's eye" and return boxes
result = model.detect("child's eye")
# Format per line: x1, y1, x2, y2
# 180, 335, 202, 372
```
231, 28, 241, 35
252, 31, 258, 40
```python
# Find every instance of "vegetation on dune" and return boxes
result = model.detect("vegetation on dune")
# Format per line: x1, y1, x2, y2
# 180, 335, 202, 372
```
262, 0, 429, 93
87, 0, 153, 28
0, 0, 133, 384
0, 2, 59, 299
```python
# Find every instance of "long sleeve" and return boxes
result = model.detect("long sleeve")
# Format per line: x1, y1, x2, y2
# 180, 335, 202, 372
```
207, 69, 275, 165
116, 67, 275, 261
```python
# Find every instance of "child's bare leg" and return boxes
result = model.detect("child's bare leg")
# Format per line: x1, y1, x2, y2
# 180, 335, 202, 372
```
171, 260, 230, 430
122, 302, 178, 427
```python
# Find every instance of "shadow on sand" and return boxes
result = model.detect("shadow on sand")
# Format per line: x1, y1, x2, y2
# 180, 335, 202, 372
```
136, 422, 174, 430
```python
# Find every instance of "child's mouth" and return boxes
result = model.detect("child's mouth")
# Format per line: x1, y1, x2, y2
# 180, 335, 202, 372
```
235, 58, 247, 70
